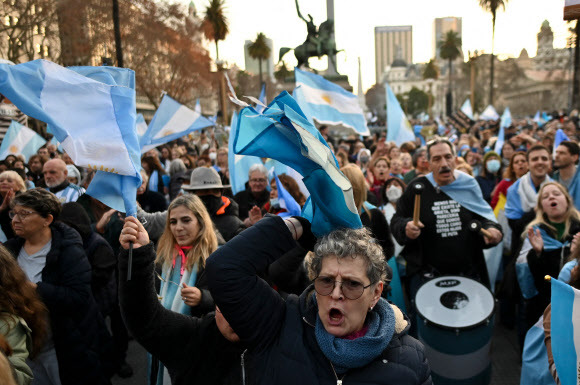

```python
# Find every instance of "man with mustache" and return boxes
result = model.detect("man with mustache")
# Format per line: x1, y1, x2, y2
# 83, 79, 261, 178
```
391, 137, 503, 301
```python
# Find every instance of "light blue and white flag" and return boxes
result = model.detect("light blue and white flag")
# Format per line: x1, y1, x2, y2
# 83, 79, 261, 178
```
551, 277, 580, 385
273, 172, 301, 217
264, 158, 310, 199
480, 105, 499, 121
228, 111, 262, 195
194, 98, 201, 114
233, 90, 361, 236
533, 110, 541, 124
140, 94, 214, 152
0, 120, 46, 161
554, 129, 570, 155
49, 136, 64, 153
520, 315, 558, 385
0, 60, 142, 215
135, 113, 148, 138
255, 84, 267, 114
385, 83, 415, 146
494, 107, 512, 154
294, 67, 369, 136
460, 99, 474, 120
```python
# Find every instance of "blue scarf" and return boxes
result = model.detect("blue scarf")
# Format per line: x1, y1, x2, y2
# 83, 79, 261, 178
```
314, 297, 395, 375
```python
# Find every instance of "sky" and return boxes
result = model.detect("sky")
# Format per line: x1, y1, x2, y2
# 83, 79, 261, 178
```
186, 0, 571, 94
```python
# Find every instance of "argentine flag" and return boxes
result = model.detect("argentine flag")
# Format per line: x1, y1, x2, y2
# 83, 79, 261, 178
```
551, 278, 580, 385
273, 172, 301, 218
494, 107, 512, 153
228, 111, 262, 195
554, 128, 570, 155
135, 113, 148, 138
234, 91, 361, 236
460, 99, 474, 120
293, 67, 369, 136
0, 60, 142, 215
140, 94, 214, 152
0, 120, 46, 161
480, 105, 500, 121
385, 83, 415, 146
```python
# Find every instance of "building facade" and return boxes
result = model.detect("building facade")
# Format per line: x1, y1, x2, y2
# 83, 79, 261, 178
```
374, 25, 412, 84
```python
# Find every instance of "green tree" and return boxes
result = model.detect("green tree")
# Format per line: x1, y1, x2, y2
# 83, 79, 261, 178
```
203, 0, 229, 61
438, 31, 462, 115
274, 61, 292, 82
423, 59, 439, 80
396, 87, 429, 117
479, 0, 507, 105
248, 32, 271, 87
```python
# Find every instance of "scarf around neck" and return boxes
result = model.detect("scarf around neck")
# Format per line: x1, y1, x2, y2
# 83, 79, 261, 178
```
314, 296, 395, 375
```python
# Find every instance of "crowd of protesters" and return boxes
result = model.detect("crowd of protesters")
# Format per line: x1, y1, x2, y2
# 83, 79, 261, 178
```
0, 109, 579, 385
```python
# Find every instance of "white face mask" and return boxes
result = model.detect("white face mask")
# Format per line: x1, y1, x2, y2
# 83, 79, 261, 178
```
386, 185, 403, 202
209, 152, 217, 161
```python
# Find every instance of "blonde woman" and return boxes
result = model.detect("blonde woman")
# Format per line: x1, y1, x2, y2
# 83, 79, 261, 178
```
150, 194, 218, 385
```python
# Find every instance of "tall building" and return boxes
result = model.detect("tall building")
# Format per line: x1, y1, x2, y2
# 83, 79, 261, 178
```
433, 17, 462, 60
244, 37, 274, 80
374, 25, 412, 84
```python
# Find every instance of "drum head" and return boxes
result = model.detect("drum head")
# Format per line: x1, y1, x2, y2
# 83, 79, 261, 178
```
415, 276, 494, 329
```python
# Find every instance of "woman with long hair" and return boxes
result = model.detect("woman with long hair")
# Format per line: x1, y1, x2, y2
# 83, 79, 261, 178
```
150, 194, 218, 385
0, 245, 48, 385
0, 170, 28, 241
366, 157, 390, 204
491, 151, 528, 210
518, 182, 580, 329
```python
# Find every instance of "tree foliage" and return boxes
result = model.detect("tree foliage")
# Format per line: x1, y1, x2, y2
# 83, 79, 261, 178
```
248, 32, 270, 86
423, 59, 439, 80
203, 0, 229, 60
396, 87, 429, 118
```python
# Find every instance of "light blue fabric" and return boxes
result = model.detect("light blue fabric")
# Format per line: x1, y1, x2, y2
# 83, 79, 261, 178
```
460, 99, 474, 120
550, 278, 580, 385
227, 111, 262, 195
148, 170, 159, 192
520, 316, 557, 385
273, 172, 301, 217
558, 260, 578, 283
0, 120, 47, 161
294, 68, 369, 136
256, 84, 267, 114
0, 60, 141, 216
233, 91, 361, 236
140, 94, 214, 151
385, 83, 415, 146
538, 227, 569, 251
505, 173, 555, 220
553, 128, 570, 154
494, 107, 511, 153
386, 256, 406, 313
517, 262, 540, 299
564, 161, 580, 211
314, 297, 394, 375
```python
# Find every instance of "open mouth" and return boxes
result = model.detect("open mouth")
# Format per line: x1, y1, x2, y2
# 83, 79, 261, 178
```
328, 308, 344, 325
550, 202, 558, 208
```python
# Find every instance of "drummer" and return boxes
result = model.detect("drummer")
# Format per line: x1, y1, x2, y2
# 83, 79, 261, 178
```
391, 137, 503, 297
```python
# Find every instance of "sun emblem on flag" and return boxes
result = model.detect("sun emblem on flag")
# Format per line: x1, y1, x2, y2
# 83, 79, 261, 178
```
163, 130, 175, 137
9, 145, 18, 154
322, 94, 332, 104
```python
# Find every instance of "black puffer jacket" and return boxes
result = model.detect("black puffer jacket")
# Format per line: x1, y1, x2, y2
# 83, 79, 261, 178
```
4, 222, 115, 385
206, 216, 432, 385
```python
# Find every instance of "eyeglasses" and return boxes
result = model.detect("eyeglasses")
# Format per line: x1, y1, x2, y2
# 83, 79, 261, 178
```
9, 210, 38, 220
249, 178, 267, 183
313, 276, 373, 300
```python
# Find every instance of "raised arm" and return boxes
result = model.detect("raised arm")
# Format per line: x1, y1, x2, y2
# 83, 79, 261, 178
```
206, 215, 300, 351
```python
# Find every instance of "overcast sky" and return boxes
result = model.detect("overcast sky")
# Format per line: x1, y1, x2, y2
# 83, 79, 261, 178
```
185, 0, 571, 93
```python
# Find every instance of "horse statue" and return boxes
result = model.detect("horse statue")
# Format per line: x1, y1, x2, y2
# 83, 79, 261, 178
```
279, 0, 341, 70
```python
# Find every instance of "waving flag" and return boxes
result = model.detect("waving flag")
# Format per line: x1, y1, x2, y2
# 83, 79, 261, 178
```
521, 315, 558, 385
0, 60, 141, 215
140, 94, 214, 152
233, 91, 361, 236
0, 120, 46, 161
494, 107, 512, 153
273, 172, 301, 218
194, 98, 201, 114
386, 83, 415, 146
554, 129, 570, 155
135, 113, 148, 138
551, 278, 580, 385
256, 84, 267, 114
460, 99, 474, 120
294, 67, 369, 136
228, 111, 262, 194
480, 105, 499, 121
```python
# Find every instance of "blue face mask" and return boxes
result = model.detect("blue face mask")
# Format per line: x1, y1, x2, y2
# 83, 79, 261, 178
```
486, 159, 501, 173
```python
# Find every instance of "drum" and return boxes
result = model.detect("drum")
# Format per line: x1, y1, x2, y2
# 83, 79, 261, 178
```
415, 276, 495, 385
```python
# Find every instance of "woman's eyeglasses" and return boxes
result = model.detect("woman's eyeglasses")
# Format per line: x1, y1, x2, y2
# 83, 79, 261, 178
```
9, 210, 37, 220
313, 276, 373, 300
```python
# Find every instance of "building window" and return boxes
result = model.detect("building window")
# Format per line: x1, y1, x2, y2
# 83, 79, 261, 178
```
43, 45, 49, 57
36, 44, 41, 53
40, 25, 45, 35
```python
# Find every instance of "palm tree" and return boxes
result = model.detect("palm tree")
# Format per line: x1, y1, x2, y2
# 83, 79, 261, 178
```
479, 0, 507, 106
248, 33, 271, 87
438, 31, 462, 116
203, 0, 229, 61
423, 59, 439, 116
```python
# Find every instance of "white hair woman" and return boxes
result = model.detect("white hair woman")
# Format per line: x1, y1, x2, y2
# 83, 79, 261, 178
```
205, 216, 432, 384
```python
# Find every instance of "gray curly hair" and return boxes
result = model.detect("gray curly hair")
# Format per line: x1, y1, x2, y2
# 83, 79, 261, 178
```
307, 227, 386, 284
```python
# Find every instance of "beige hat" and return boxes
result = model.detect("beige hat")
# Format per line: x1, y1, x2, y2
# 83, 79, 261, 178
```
182, 167, 230, 190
